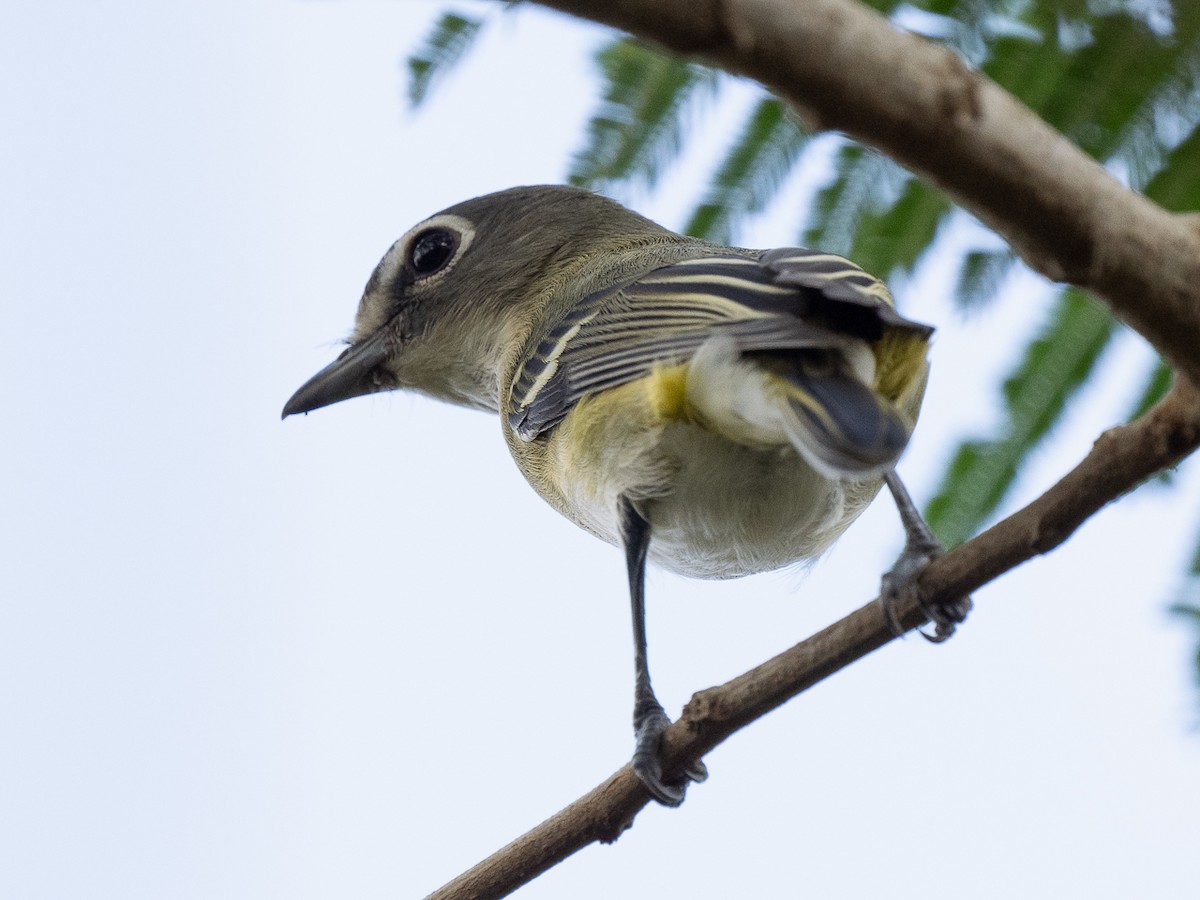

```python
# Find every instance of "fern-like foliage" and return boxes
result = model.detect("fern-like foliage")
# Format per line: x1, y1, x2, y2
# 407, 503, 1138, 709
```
568, 38, 717, 194
1170, 548, 1200, 689
924, 290, 1117, 547
683, 98, 808, 244
407, 11, 485, 109
802, 145, 902, 258
956, 249, 1018, 311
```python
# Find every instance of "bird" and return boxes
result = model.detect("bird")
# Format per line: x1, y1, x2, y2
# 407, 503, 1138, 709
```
282, 184, 965, 806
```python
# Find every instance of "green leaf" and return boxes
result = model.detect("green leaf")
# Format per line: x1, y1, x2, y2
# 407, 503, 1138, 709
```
984, 9, 1200, 188
849, 180, 950, 280
1125, 360, 1175, 487
801, 144, 905, 257
925, 289, 1117, 546
956, 249, 1017, 310
1169, 601, 1200, 690
858, 0, 908, 15
683, 98, 808, 244
1037, 14, 1174, 158
984, 30, 1074, 116
1169, 526, 1200, 688
406, 12, 485, 110
1127, 359, 1172, 422
569, 38, 717, 193
1143, 122, 1200, 212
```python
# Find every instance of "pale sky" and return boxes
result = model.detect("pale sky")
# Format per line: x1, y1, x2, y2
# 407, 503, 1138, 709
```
3, 2, 1198, 898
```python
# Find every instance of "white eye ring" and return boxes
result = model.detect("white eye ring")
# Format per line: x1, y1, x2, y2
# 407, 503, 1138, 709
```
399, 213, 475, 286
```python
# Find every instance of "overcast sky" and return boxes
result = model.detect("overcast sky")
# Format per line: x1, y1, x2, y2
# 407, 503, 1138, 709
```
3, 2, 1199, 898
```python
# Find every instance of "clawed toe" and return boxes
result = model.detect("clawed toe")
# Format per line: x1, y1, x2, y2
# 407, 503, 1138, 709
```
880, 471, 973, 642
880, 545, 973, 641
632, 705, 706, 807
919, 592, 973, 643
880, 526, 975, 640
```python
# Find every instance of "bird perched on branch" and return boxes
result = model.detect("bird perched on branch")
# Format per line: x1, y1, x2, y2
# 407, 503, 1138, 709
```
283, 185, 965, 806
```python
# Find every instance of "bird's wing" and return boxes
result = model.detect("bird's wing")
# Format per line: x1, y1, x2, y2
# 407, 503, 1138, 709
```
507, 250, 931, 442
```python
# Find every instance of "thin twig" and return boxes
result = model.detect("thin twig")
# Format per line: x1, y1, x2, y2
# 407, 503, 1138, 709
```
426, 379, 1200, 900
424, 1, 1200, 895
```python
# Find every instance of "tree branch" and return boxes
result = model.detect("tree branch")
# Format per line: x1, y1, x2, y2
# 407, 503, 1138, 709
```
422, 1, 1200, 896
426, 382, 1200, 900
533, 0, 1200, 387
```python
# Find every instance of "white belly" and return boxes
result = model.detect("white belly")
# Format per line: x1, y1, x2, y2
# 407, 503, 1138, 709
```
543, 414, 881, 580
641, 423, 874, 578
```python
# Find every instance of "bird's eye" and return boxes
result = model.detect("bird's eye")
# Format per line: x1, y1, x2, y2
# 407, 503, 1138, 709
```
408, 228, 459, 277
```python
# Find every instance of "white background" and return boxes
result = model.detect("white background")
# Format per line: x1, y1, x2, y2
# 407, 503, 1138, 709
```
3, 2, 1198, 898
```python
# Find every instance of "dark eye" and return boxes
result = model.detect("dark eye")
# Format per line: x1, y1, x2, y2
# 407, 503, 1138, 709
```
409, 228, 459, 277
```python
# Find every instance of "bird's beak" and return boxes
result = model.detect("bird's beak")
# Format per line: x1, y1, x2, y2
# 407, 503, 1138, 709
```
281, 329, 393, 418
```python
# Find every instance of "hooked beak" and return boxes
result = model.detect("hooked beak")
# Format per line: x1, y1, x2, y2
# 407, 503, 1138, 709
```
281, 329, 393, 418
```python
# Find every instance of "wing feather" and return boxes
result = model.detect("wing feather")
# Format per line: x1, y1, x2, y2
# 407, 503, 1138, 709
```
508, 249, 930, 441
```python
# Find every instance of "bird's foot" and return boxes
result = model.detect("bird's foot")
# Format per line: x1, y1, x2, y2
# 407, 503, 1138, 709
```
632, 699, 707, 807
879, 535, 973, 643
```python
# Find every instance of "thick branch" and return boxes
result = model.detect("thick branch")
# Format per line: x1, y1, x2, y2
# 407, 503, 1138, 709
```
425, 3, 1200, 896
426, 379, 1200, 899
533, 0, 1200, 386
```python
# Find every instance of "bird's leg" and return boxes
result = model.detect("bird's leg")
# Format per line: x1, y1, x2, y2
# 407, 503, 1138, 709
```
879, 471, 973, 642
617, 495, 707, 807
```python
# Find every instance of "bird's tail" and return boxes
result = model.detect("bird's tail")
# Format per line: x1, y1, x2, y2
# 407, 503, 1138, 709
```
684, 336, 916, 479
768, 352, 911, 478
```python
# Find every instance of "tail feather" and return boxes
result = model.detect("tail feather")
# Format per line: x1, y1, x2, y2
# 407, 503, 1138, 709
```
775, 357, 910, 478
684, 336, 915, 477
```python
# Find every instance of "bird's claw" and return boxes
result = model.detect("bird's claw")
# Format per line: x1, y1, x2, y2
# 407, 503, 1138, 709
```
880, 539, 973, 642
918, 590, 973, 643
632, 703, 707, 807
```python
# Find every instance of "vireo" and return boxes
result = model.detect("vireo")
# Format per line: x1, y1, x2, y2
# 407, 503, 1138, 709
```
283, 185, 964, 806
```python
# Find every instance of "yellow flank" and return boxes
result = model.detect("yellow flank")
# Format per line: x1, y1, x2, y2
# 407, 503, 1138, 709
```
873, 330, 929, 406
645, 363, 691, 422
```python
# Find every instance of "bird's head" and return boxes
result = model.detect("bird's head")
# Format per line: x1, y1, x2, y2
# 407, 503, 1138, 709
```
282, 185, 671, 418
